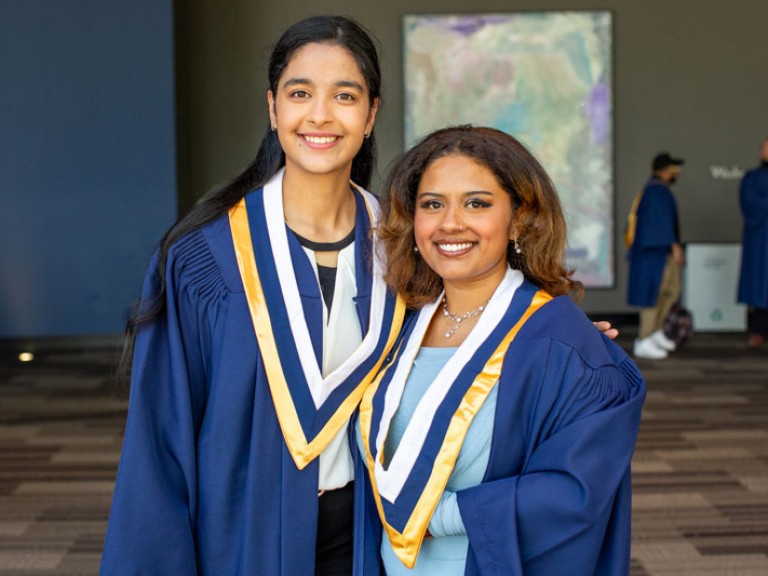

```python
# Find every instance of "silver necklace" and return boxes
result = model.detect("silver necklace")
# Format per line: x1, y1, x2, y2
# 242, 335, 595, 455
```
441, 297, 488, 338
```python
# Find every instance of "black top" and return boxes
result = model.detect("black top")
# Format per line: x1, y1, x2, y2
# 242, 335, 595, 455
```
292, 228, 355, 252
291, 228, 356, 314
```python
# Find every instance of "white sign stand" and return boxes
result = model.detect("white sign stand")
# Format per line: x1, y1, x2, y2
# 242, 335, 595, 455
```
683, 243, 747, 331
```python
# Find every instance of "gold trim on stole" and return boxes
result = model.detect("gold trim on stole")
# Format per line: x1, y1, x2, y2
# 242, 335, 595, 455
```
360, 290, 552, 567
229, 197, 406, 470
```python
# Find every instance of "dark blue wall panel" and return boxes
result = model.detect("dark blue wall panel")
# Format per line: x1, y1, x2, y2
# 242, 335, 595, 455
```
0, 1, 176, 337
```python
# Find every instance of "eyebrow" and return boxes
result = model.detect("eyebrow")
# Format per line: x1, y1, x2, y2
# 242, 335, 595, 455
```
281, 78, 366, 92
417, 190, 494, 199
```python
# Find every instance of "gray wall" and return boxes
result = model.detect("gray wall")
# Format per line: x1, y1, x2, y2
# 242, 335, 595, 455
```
0, 1, 177, 337
181, 0, 767, 314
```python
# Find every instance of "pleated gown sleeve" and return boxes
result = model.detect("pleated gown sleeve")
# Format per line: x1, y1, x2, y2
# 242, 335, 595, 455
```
456, 296, 646, 576
100, 228, 222, 575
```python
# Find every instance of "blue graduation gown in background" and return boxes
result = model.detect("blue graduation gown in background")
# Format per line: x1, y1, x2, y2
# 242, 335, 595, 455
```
627, 178, 680, 306
100, 190, 381, 574
737, 165, 768, 307
362, 284, 646, 575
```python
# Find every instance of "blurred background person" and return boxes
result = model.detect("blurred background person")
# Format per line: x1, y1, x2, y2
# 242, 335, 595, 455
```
737, 138, 768, 347
627, 152, 685, 360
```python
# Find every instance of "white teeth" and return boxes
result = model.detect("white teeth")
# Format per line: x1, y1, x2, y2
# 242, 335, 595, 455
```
303, 135, 338, 144
438, 242, 473, 252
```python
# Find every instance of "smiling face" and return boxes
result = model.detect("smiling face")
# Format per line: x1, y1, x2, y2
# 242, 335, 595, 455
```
413, 154, 516, 294
267, 42, 378, 180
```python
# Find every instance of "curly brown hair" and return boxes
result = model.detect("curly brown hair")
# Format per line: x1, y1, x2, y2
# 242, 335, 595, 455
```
379, 125, 583, 308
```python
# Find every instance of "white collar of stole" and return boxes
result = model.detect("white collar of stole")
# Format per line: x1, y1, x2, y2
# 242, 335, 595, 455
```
229, 168, 406, 470
263, 168, 387, 407
374, 267, 523, 500
359, 268, 552, 567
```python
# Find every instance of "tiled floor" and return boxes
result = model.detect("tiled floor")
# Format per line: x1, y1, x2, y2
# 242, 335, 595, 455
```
1, 332, 767, 575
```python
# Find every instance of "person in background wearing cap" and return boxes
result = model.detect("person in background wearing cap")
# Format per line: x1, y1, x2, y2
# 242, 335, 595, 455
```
737, 138, 768, 348
627, 152, 685, 359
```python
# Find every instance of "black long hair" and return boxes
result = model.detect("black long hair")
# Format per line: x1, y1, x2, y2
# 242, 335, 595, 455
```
117, 15, 382, 381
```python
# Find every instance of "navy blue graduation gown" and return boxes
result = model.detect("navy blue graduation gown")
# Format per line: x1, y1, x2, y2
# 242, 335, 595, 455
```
627, 178, 680, 306
737, 165, 768, 307
363, 284, 646, 575
100, 191, 382, 574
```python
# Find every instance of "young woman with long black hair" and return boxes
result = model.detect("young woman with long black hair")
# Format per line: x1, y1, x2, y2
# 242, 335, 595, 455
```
100, 15, 405, 575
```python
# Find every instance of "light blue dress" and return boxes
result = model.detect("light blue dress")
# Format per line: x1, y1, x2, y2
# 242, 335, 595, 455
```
359, 346, 498, 575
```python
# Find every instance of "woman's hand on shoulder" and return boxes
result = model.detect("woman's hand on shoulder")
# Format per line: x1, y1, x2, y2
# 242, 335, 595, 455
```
593, 321, 618, 340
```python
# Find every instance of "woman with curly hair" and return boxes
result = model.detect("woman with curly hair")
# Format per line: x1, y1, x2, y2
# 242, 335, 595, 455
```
358, 126, 645, 575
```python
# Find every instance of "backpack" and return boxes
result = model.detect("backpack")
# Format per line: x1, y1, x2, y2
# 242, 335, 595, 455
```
663, 302, 694, 346
623, 188, 644, 250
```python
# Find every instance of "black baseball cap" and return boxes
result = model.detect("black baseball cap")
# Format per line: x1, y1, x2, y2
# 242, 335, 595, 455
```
652, 152, 685, 171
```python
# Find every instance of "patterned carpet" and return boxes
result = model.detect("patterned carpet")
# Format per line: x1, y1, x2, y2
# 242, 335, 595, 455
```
0, 332, 766, 575
629, 332, 768, 575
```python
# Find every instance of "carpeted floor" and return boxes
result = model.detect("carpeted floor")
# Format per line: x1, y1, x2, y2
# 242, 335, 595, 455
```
1, 331, 766, 575
628, 332, 768, 575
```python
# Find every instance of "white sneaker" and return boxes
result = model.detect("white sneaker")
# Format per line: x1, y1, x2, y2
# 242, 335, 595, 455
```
651, 329, 677, 352
633, 337, 668, 359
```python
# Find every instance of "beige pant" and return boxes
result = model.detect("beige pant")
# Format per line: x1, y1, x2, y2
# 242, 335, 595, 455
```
638, 254, 681, 339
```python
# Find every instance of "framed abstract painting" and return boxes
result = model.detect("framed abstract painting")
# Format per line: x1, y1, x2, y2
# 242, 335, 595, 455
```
404, 12, 614, 287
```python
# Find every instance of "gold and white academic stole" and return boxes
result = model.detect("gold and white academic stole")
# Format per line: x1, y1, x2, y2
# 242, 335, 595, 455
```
229, 169, 405, 469
359, 269, 551, 567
